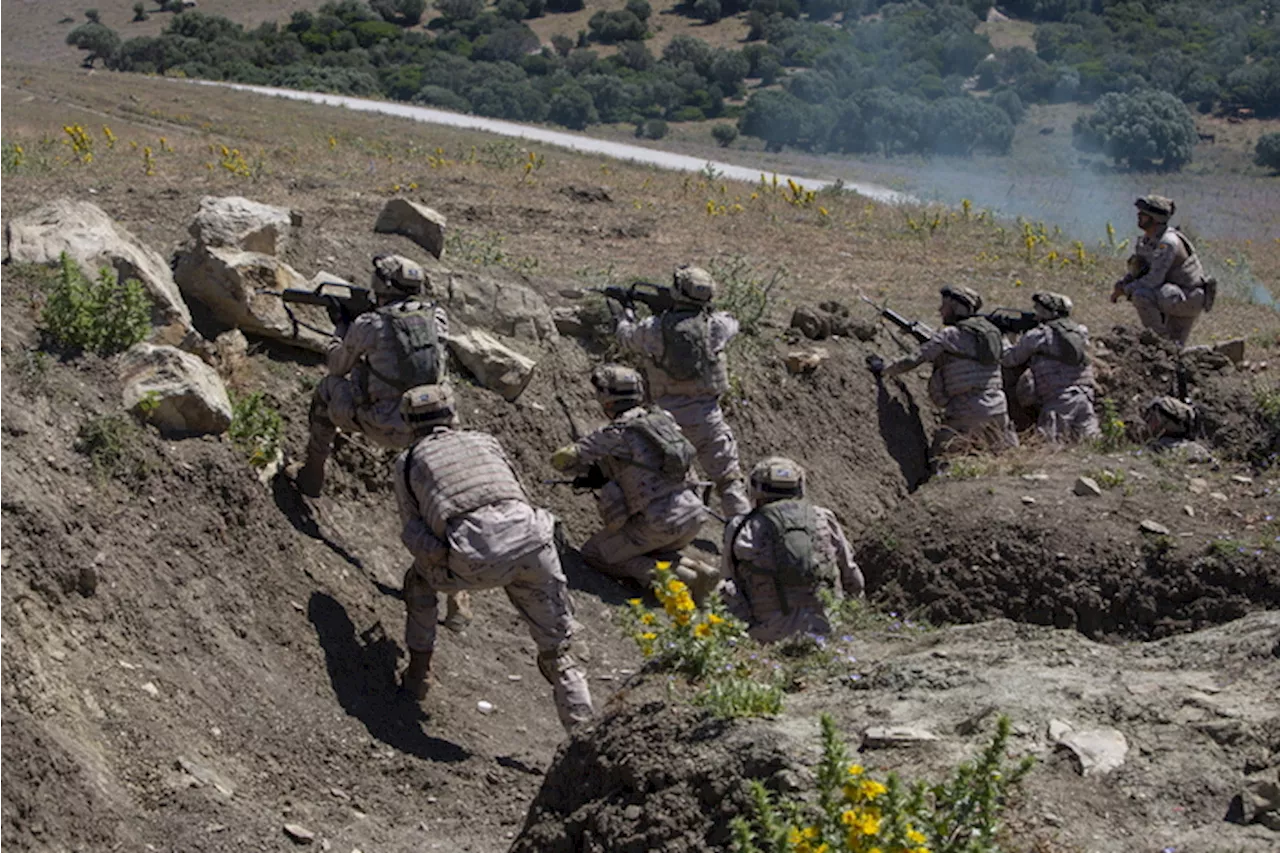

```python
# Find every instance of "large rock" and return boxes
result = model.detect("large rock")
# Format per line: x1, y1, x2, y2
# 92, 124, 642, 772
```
4, 198, 192, 337
189, 196, 299, 255
119, 343, 232, 436
374, 199, 446, 259
443, 270, 556, 342
449, 329, 536, 402
173, 246, 332, 352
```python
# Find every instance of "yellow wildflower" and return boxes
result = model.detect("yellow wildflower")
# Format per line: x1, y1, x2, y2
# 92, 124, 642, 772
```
674, 611, 692, 627
666, 579, 688, 595
627, 598, 642, 607
840, 808, 881, 836
707, 613, 724, 625
656, 560, 672, 571
906, 828, 927, 844
639, 632, 657, 641
847, 764, 864, 776
694, 622, 712, 638
640, 613, 656, 626
859, 779, 887, 799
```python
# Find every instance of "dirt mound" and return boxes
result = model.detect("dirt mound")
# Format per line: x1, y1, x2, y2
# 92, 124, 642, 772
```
512, 699, 796, 853
855, 451, 1280, 639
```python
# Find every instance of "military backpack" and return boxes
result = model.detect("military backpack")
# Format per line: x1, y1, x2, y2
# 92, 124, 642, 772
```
365, 301, 443, 392
955, 316, 1003, 365
1044, 319, 1088, 366
730, 498, 827, 614
658, 309, 715, 382
626, 409, 696, 479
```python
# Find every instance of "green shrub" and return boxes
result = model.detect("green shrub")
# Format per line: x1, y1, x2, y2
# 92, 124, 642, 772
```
1095, 397, 1127, 451
732, 714, 1034, 853
709, 253, 784, 336
76, 414, 153, 482
41, 253, 151, 356
1255, 132, 1280, 172
228, 392, 283, 468
712, 123, 739, 147
693, 675, 783, 719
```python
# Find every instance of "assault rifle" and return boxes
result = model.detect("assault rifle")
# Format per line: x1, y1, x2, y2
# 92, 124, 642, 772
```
281, 280, 376, 328
595, 280, 677, 315
859, 296, 1039, 342
858, 295, 934, 344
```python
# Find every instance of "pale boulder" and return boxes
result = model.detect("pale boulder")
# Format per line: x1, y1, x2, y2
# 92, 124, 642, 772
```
449, 329, 536, 402
443, 270, 556, 342
4, 198, 192, 335
173, 246, 332, 352
120, 343, 232, 436
189, 196, 300, 255
374, 199, 446, 259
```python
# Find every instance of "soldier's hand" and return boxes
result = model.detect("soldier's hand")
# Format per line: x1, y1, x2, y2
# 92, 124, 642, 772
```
1109, 282, 1125, 304
551, 444, 579, 472
865, 354, 886, 376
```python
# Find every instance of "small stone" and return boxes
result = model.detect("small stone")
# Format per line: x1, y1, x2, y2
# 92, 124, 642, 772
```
1021, 496, 1037, 505
1073, 476, 1102, 497
506, 675, 523, 682
862, 725, 938, 748
330, 787, 349, 801
1021, 473, 1049, 481
140, 682, 160, 698
1188, 478, 1209, 494
1139, 520, 1170, 535
785, 349, 828, 375
1184, 505, 1195, 517
1210, 492, 1229, 502
283, 824, 315, 844
477, 701, 495, 714
1056, 728, 1128, 776
623, 805, 642, 820
1047, 719, 1073, 741
49, 649, 67, 662
426, 796, 438, 804
1231, 475, 1254, 485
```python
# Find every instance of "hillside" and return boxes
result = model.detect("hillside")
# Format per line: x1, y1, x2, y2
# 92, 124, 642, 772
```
2, 62, 1280, 853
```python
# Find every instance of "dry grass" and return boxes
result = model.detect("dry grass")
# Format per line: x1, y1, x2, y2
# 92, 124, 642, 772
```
3, 63, 1277, 356
976, 18, 1036, 51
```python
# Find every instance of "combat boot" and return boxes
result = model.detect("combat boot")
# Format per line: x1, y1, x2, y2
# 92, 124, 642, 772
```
675, 556, 721, 608
442, 591, 473, 633
400, 649, 433, 700
293, 451, 327, 498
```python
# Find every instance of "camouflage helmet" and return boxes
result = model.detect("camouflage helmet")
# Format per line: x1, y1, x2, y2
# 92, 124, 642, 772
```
1142, 395, 1195, 437
1135, 195, 1176, 223
1032, 291, 1073, 318
940, 283, 982, 315
401, 384, 456, 432
371, 253, 427, 298
672, 265, 716, 304
749, 455, 805, 499
591, 363, 644, 407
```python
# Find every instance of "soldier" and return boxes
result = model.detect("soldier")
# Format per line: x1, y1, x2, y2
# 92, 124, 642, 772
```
293, 253, 448, 498
550, 364, 719, 602
869, 284, 1017, 462
722, 457, 864, 644
1142, 395, 1214, 463
394, 385, 594, 732
1001, 292, 1100, 443
615, 264, 752, 518
1110, 195, 1215, 347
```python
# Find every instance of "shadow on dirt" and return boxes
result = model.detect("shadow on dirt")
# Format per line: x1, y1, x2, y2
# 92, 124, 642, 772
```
308, 592, 469, 764
272, 475, 367, 570
874, 378, 931, 491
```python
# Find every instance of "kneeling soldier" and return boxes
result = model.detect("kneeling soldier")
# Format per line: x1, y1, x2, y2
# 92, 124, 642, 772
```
1002, 292, 1100, 443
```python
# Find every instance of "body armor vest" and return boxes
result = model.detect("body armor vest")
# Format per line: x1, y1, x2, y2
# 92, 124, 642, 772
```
405, 430, 527, 539
363, 301, 442, 401
599, 409, 694, 516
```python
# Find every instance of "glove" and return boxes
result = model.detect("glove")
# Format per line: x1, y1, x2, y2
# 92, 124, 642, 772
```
865, 354, 885, 375
551, 444, 579, 472
1110, 281, 1127, 304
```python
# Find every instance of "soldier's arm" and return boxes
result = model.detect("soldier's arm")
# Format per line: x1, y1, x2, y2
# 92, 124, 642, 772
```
817, 507, 865, 599
325, 313, 375, 377
1000, 327, 1044, 368
394, 451, 448, 565
881, 332, 944, 379
710, 312, 740, 352
615, 314, 664, 359
1126, 241, 1176, 295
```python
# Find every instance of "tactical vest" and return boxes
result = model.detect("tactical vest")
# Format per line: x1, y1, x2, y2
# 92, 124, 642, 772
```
404, 430, 527, 539
954, 317, 1002, 365
729, 499, 828, 615
937, 319, 1004, 401
1031, 323, 1095, 402
649, 310, 730, 398
600, 408, 695, 516
1043, 319, 1087, 366
364, 301, 442, 398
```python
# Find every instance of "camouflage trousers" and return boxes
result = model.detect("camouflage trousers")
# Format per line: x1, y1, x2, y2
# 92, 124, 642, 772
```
723, 582, 832, 645
1132, 284, 1204, 347
581, 491, 705, 585
1037, 388, 1100, 443
403, 543, 593, 731
657, 394, 752, 518
307, 375, 414, 455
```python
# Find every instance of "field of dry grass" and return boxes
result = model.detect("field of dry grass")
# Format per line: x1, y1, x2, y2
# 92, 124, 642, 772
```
3, 64, 1277, 352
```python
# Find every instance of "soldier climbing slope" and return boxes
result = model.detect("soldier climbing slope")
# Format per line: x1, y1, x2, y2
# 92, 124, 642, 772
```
868, 284, 1017, 465
722, 457, 864, 644
550, 364, 720, 603
1111, 195, 1216, 347
394, 385, 594, 732
1002, 292, 1100, 443
615, 264, 753, 518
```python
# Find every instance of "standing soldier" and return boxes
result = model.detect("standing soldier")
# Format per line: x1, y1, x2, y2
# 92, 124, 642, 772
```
869, 284, 1017, 462
394, 385, 594, 732
615, 264, 752, 518
1110, 195, 1215, 347
1002, 292, 1100, 443
722, 456, 864, 644
550, 364, 719, 602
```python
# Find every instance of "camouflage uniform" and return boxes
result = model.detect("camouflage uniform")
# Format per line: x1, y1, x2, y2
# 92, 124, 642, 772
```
395, 424, 593, 731
1143, 395, 1214, 463
1002, 294, 1099, 443
881, 288, 1017, 458
616, 266, 752, 517
569, 407, 707, 585
1121, 196, 1210, 347
723, 503, 863, 644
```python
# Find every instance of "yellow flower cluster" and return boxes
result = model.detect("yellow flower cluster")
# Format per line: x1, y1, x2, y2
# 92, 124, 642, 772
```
656, 572, 696, 627
102, 125, 116, 148
788, 825, 828, 853
63, 125, 93, 163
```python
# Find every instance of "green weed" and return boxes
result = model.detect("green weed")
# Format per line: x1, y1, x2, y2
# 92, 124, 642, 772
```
76, 414, 153, 482
1257, 387, 1280, 427
732, 714, 1033, 853
444, 229, 539, 275
1091, 468, 1126, 489
41, 253, 151, 355
693, 676, 783, 719
1095, 398, 1128, 451
228, 392, 283, 469
710, 254, 785, 337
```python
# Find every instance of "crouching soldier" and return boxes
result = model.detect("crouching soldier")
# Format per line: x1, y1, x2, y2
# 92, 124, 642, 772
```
1002, 292, 1100, 443
395, 385, 594, 732
550, 364, 719, 602
1143, 395, 1214, 463
722, 457, 864, 644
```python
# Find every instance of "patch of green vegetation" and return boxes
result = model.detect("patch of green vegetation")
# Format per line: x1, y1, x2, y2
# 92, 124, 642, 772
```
692, 675, 784, 719
732, 714, 1033, 853
1095, 398, 1128, 452
710, 253, 784, 337
1257, 387, 1280, 428
1091, 468, 1126, 489
444, 229, 538, 275
75, 414, 154, 483
41, 253, 151, 356
228, 392, 283, 469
